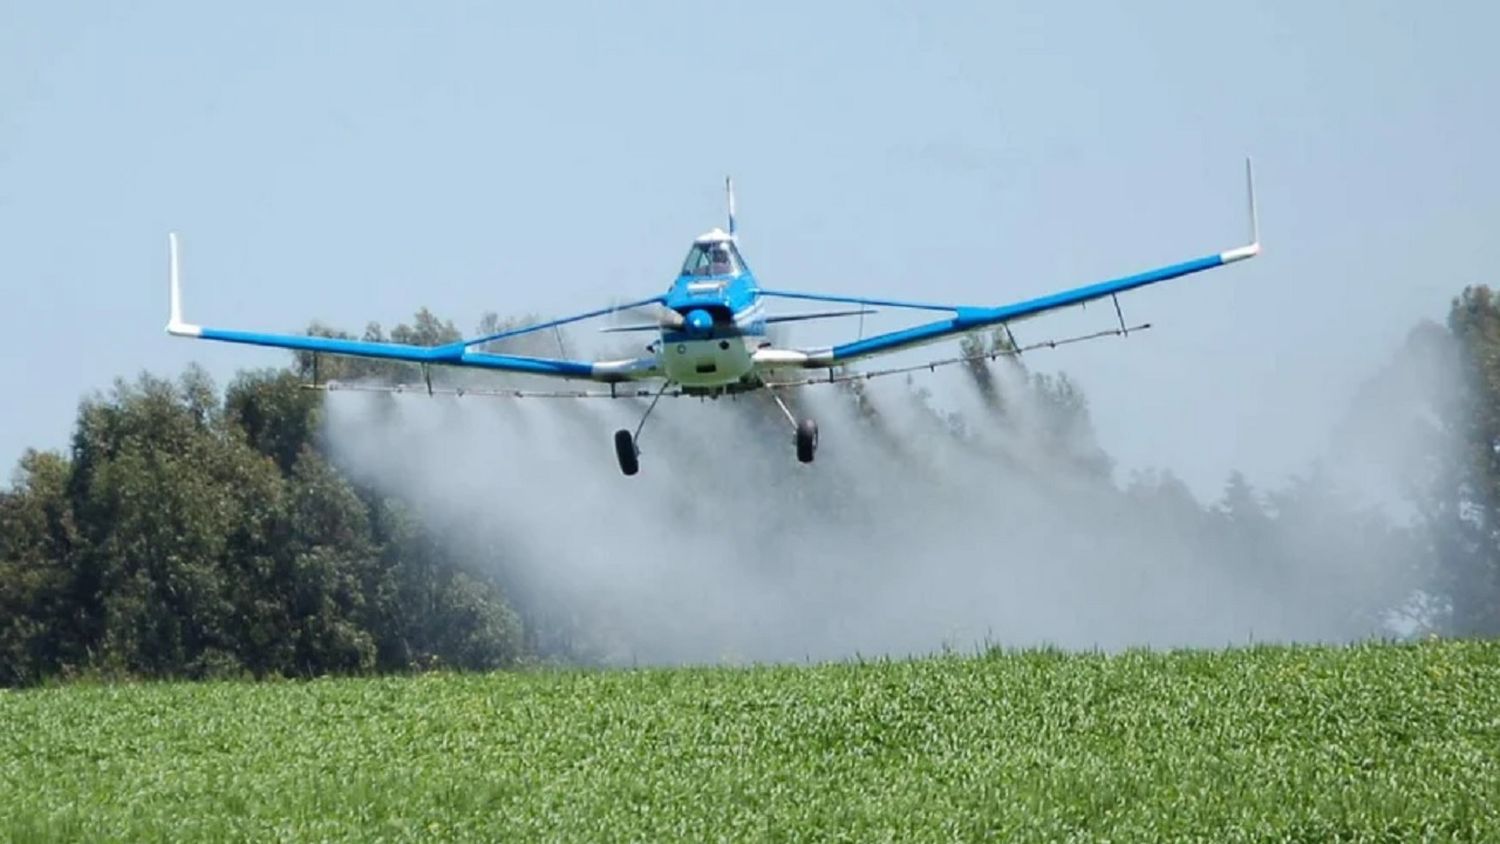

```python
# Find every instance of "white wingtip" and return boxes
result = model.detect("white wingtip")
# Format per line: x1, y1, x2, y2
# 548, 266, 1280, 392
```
166, 232, 202, 337
1246, 156, 1259, 248
1220, 157, 1261, 264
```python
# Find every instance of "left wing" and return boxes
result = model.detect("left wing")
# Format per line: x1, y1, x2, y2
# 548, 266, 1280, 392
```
164, 234, 661, 382
758, 159, 1261, 369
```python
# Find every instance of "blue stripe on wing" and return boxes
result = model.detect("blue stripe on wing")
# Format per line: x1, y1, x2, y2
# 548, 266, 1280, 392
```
200, 328, 446, 361
198, 328, 596, 377
829, 253, 1225, 362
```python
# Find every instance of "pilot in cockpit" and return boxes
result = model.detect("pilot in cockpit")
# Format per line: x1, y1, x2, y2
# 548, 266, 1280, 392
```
708, 245, 733, 275
683, 239, 739, 277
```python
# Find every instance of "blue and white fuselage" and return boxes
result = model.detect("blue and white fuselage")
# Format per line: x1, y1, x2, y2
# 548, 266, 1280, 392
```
659, 228, 766, 390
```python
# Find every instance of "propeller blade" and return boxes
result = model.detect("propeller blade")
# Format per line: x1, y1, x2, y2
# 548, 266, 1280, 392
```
601, 305, 685, 333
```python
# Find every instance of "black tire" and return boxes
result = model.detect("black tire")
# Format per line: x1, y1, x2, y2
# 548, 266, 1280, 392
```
614, 429, 640, 476
795, 418, 818, 464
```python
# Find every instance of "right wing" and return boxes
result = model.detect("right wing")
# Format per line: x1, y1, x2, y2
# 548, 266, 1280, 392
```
164, 234, 661, 382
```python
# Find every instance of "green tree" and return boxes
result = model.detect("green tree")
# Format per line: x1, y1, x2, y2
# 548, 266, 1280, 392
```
225, 369, 324, 474
1433, 287, 1500, 634
0, 450, 78, 685
0, 356, 528, 686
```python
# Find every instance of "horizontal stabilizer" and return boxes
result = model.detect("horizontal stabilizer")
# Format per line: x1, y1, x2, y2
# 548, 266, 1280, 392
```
600, 308, 876, 333
766, 308, 876, 324
600, 323, 668, 334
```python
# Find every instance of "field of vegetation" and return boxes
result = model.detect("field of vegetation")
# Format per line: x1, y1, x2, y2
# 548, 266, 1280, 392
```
3, 640, 1498, 841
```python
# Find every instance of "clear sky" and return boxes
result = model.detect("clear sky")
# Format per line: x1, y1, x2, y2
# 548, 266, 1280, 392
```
3, 2, 1497, 497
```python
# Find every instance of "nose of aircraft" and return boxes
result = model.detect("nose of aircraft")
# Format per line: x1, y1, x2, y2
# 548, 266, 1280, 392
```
684, 308, 714, 337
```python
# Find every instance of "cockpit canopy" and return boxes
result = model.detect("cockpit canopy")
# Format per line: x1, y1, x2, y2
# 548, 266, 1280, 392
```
680, 237, 744, 278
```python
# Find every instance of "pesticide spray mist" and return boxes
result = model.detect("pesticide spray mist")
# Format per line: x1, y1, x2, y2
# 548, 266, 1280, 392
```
320, 343, 1438, 666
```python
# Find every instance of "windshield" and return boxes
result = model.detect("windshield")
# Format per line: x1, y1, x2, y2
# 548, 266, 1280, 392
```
680, 242, 740, 277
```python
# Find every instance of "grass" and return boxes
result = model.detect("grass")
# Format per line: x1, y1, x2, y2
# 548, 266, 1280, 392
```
2, 641, 1498, 841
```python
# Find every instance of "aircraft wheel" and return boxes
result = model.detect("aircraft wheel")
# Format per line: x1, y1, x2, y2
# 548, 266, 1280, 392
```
614, 429, 640, 476
796, 418, 818, 464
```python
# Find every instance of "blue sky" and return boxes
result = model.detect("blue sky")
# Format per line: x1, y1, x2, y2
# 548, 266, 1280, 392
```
3, 2, 1497, 496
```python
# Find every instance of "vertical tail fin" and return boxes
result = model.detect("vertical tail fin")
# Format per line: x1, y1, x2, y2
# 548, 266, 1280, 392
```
725, 176, 736, 237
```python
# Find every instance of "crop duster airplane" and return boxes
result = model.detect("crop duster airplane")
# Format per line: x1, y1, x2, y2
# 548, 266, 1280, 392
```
166, 162, 1260, 476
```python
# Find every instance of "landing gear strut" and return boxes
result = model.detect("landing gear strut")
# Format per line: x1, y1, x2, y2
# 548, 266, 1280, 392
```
614, 380, 672, 476
770, 389, 818, 464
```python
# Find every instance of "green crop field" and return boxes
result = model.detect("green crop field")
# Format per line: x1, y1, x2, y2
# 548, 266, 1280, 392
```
2, 641, 1498, 842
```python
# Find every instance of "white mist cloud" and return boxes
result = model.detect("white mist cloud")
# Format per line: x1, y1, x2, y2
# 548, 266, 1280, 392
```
319, 341, 1441, 666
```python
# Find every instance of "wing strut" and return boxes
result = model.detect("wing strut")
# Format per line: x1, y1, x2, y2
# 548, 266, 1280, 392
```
1112, 295, 1129, 337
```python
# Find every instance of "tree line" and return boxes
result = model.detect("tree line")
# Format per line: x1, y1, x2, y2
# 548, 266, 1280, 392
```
3, 291, 1500, 685
0, 363, 522, 686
